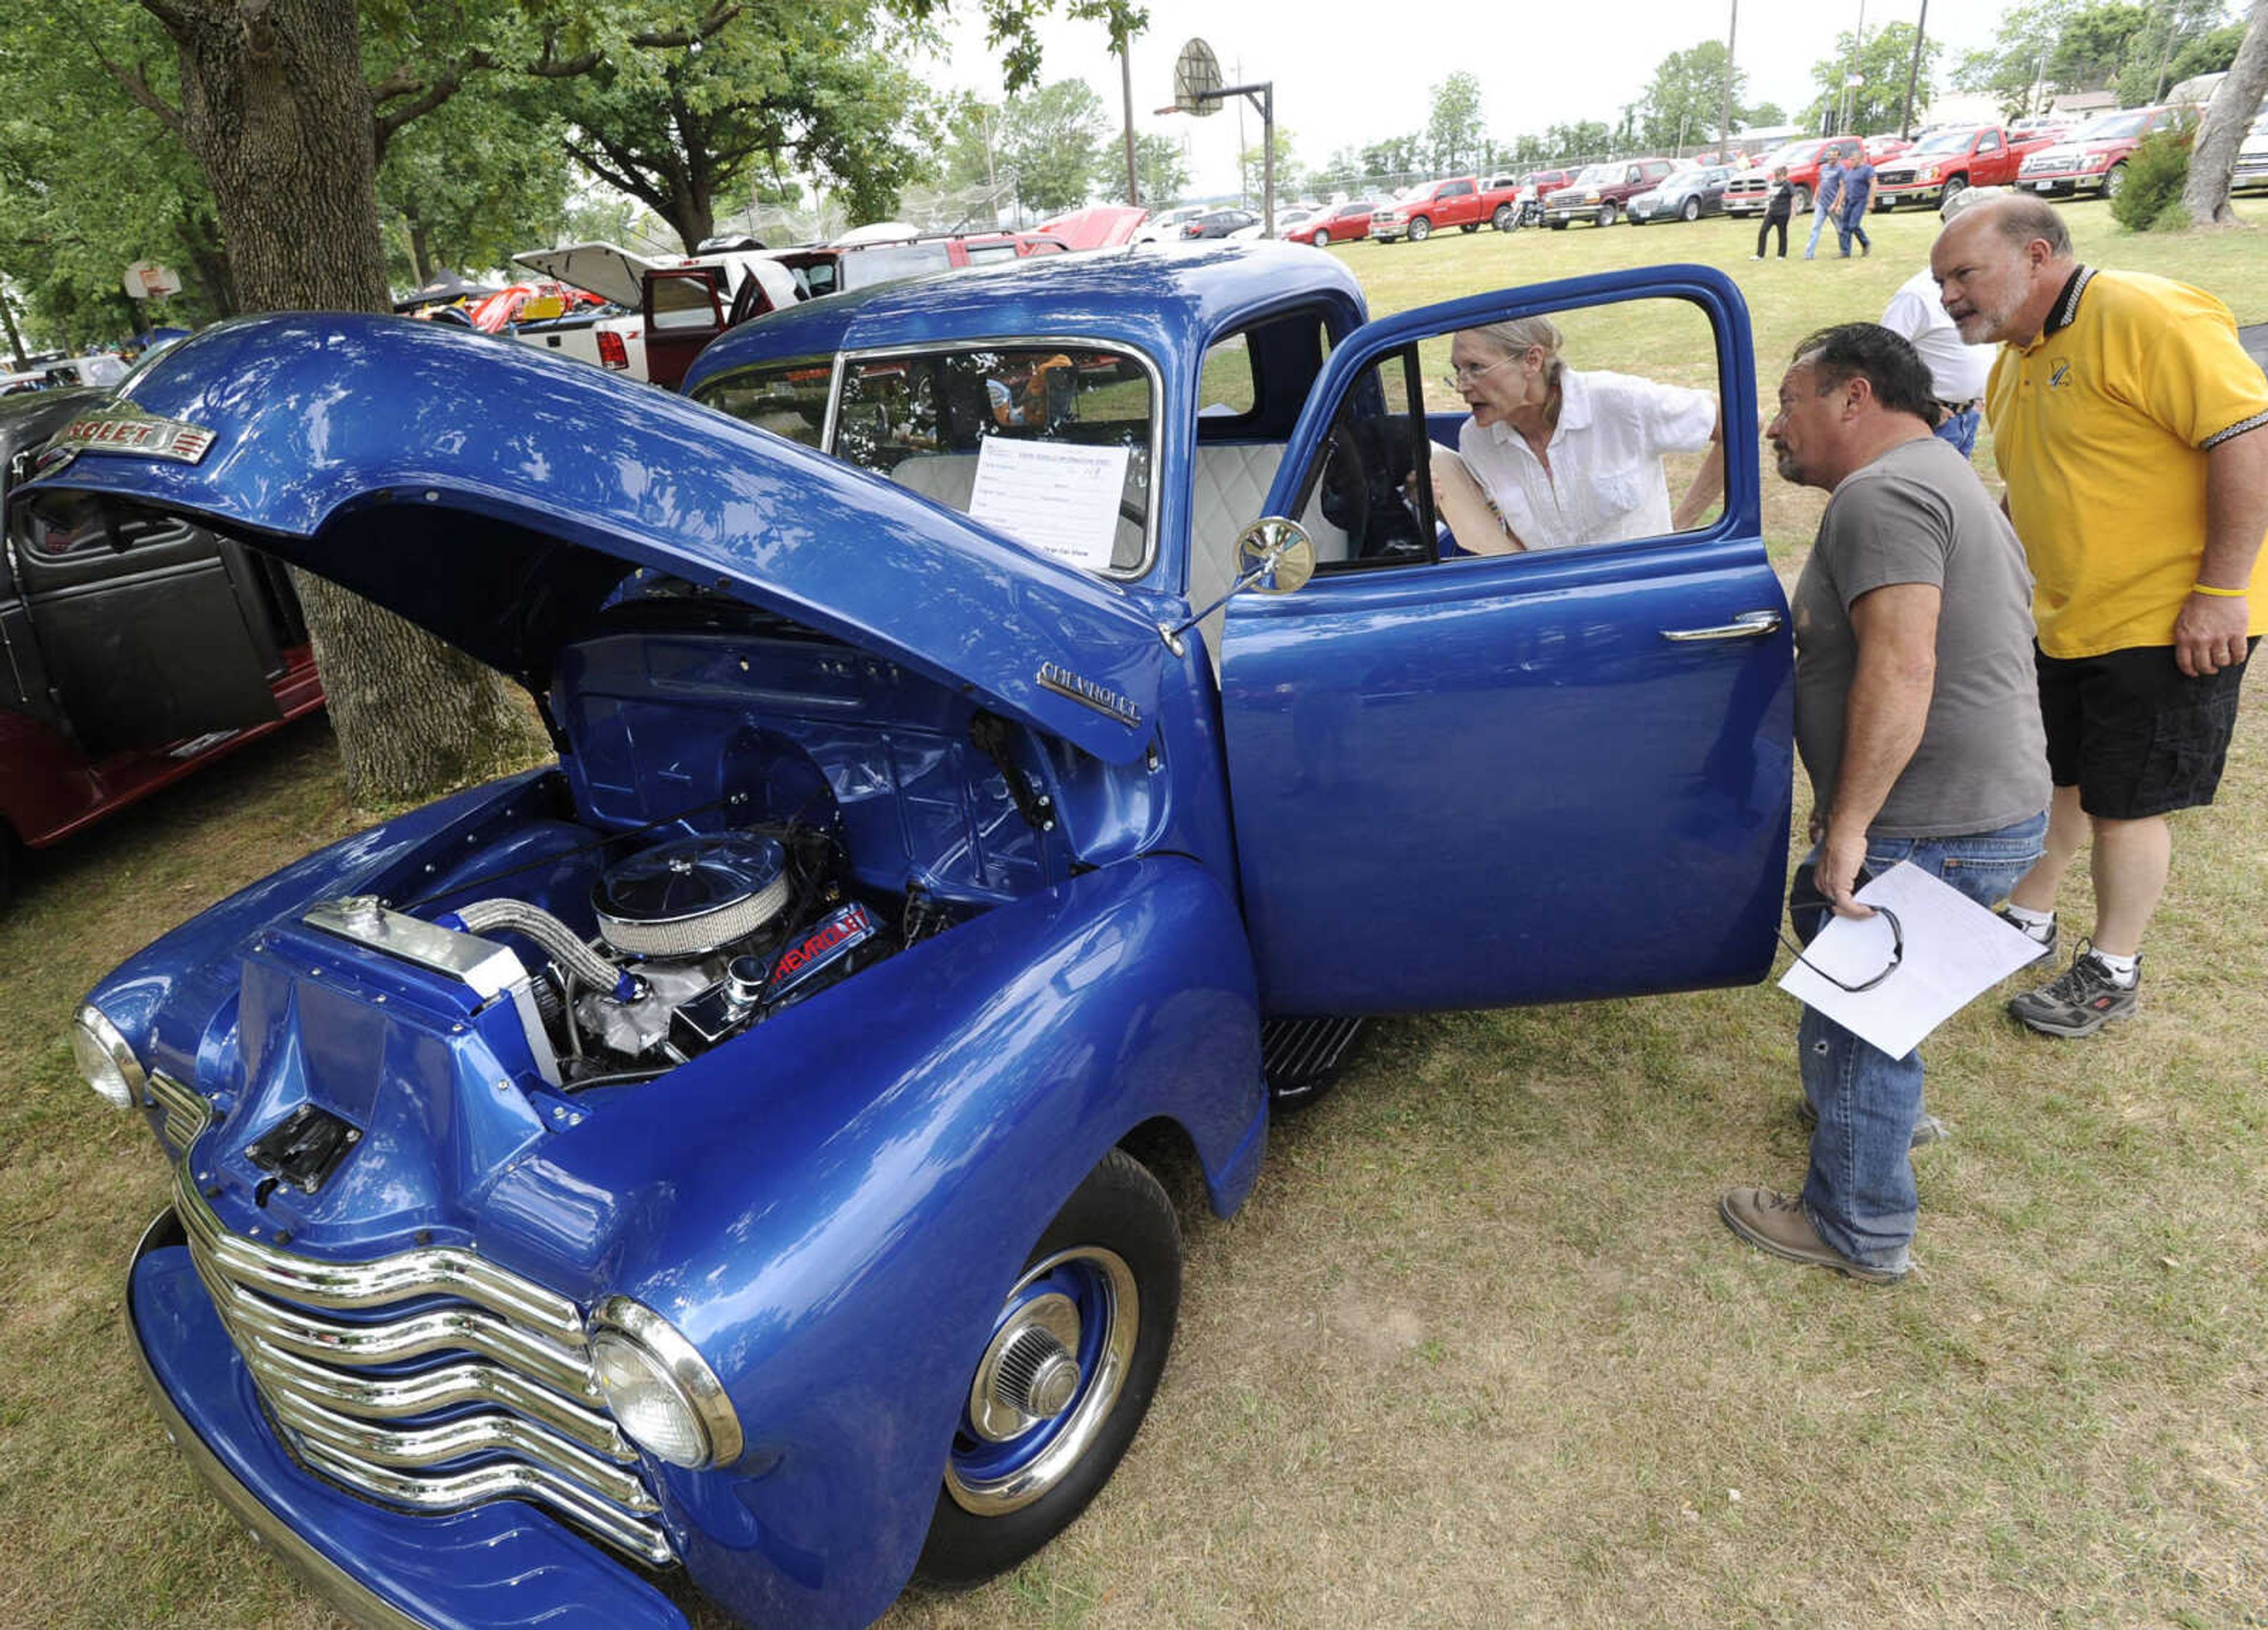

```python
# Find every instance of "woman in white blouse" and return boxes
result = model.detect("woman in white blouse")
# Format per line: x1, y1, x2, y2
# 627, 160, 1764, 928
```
1432, 315, 1725, 554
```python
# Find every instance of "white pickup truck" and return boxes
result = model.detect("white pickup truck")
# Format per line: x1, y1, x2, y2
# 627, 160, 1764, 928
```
505, 243, 804, 390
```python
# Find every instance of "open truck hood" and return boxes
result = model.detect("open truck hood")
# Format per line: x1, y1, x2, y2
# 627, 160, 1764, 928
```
17, 314, 1163, 762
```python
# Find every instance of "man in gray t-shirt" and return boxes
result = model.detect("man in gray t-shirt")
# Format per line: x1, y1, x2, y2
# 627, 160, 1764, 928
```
1721, 322, 2049, 1286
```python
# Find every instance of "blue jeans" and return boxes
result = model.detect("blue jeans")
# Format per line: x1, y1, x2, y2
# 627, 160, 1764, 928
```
1934, 406, 1980, 458
1836, 204, 1871, 254
1791, 811, 2047, 1272
1803, 204, 1835, 257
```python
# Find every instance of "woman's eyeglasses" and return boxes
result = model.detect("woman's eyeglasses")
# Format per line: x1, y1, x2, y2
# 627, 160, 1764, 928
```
1442, 356, 1515, 390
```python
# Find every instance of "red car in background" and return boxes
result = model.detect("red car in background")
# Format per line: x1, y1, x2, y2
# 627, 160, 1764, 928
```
1285, 199, 1380, 246
0, 390, 324, 906
2016, 105, 2184, 201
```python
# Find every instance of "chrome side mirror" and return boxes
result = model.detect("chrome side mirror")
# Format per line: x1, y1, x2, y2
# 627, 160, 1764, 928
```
1159, 518, 1317, 655
1234, 517, 1316, 595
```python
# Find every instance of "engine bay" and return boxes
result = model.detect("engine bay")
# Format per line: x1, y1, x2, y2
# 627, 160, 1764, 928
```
316, 816, 958, 1091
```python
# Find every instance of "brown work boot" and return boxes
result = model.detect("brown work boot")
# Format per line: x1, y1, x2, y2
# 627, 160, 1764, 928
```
1718, 1187, 1906, 1283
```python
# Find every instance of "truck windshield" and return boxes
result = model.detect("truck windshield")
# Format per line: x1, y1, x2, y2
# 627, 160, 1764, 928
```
1911, 128, 1979, 153
696, 345, 1159, 579
2075, 110, 2152, 140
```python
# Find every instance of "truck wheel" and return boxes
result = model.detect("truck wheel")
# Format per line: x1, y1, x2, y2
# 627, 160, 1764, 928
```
1792, 184, 1811, 213
1680, 197, 1701, 222
2103, 162, 2128, 200
1408, 216, 1432, 242
914, 1149, 1182, 1586
1940, 175, 1967, 207
1493, 204, 1515, 231
1595, 203, 1617, 228
1312, 228, 1331, 246
1549, 218, 1569, 229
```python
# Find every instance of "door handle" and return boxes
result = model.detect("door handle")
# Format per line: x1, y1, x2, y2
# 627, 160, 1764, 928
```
1660, 609, 1784, 643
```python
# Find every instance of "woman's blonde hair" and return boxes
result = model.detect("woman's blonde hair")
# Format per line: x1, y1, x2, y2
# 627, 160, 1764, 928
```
1465, 316, 1565, 389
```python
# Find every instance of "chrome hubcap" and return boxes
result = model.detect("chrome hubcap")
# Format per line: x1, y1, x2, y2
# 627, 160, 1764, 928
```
944, 1247, 1139, 1515
967, 1292, 1081, 1442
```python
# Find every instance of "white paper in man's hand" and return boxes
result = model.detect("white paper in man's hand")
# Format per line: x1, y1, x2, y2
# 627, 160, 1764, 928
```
966, 437, 1130, 572
1778, 859, 2052, 1058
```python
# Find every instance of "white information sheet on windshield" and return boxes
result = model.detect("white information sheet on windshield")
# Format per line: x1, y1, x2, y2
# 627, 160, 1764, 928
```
967, 438, 1130, 572
1778, 860, 2052, 1058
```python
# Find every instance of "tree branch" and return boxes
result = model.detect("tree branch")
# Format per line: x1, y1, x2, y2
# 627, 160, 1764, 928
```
562, 136, 670, 218
629, 4, 744, 49
372, 52, 495, 153
73, 19, 185, 135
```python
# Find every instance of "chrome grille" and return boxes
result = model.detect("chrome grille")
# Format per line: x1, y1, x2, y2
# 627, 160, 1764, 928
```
164, 1109, 672, 1565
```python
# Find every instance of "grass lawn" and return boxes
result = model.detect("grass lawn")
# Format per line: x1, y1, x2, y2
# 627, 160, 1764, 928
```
2, 197, 2264, 1629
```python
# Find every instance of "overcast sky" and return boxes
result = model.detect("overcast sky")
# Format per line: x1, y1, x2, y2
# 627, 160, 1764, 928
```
936, 0, 2013, 195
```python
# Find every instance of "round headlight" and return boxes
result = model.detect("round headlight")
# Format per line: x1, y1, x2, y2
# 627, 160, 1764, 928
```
589, 1298, 742, 1469
72, 1005, 145, 1110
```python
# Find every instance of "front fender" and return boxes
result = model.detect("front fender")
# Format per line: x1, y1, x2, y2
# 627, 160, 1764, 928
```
479, 855, 1265, 1628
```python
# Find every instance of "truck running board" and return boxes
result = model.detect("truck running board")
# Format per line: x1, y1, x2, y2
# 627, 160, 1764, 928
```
1260, 1016, 1366, 1109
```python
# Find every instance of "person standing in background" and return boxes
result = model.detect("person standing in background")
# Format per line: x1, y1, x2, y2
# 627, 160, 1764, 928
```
1837, 148, 1876, 257
1803, 146, 1849, 260
1880, 187, 1997, 458
1752, 167, 1795, 260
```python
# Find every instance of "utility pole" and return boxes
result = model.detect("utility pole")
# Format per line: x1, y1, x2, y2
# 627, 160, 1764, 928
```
1901, 0, 1930, 137
2152, 0, 2179, 101
1119, 35, 1140, 204
1719, 0, 1739, 164
1840, 0, 1868, 133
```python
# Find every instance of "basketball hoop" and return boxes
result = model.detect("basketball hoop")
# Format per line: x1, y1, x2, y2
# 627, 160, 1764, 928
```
1174, 39, 1223, 116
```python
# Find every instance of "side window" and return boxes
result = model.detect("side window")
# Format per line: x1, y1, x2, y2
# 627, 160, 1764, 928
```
16, 489, 194, 559
1199, 334, 1258, 419
1296, 295, 1729, 574
649, 273, 721, 332
687, 358, 833, 449
1979, 132, 2000, 152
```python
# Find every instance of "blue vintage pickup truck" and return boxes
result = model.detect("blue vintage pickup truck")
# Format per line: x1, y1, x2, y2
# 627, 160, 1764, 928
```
35, 243, 1792, 1628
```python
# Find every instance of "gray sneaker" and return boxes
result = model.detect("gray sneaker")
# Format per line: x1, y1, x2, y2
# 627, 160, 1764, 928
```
1997, 905, 2058, 960
2008, 943, 2139, 1038
1795, 1097, 1947, 1147
1718, 1187, 1907, 1283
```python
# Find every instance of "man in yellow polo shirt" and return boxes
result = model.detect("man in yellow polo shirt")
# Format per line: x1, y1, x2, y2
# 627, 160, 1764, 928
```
1931, 194, 2268, 1038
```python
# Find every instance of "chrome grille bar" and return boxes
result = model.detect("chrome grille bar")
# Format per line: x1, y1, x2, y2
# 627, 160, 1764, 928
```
295, 1440, 676, 1566
168, 1155, 672, 1564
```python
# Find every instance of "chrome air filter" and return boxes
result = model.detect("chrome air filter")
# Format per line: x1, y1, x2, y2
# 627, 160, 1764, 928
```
593, 834, 790, 958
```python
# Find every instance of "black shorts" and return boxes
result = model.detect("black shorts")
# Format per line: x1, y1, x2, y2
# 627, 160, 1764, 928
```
2035, 639, 2257, 819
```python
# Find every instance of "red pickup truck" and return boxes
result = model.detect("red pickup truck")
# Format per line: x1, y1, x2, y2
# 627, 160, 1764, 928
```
1370, 175, 1523, 242
2013, 105, 2182, 202
1872, 124, 2060, 210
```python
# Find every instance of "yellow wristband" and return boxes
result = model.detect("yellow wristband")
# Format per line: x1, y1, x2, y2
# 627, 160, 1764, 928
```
2191, 582, 2248, 598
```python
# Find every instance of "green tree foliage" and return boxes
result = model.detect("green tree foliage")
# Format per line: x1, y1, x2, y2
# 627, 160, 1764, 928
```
2169, 19, 2250, 79
1542, 121, 1615, 164
1312, 145, 1366, 195
534, 2, 937, 246
1749, 100, 1786, 126
1640, 41, 1748, 155
1001, 78, 1106, 215
378, 84, 576, 286
1425, 72, 1487, 172
1240, 126, 1301, 204
1122, 132, 1187, 206
1804, 22, 1941, 134
0, 7, 231, 346
1359, 135, 1426, 185
2109, 126, 2192, 226
1957, 0, 2236, 117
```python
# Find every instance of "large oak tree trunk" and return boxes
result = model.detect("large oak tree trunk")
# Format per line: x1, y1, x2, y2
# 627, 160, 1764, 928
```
145, 0, 545, 804
2183, 0, 2268, 226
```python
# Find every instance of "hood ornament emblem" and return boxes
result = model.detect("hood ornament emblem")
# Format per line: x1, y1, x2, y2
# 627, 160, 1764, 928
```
43, 401, 219, 472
